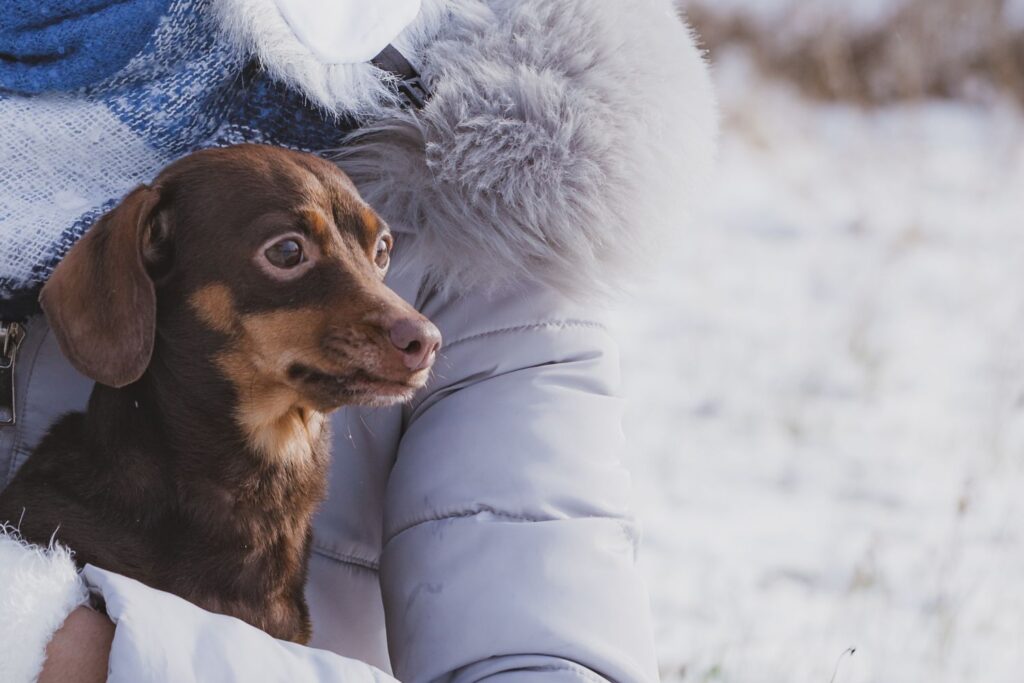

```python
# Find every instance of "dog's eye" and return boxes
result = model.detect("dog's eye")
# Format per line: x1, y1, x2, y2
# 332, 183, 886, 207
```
375, 235, 392, 270
265, 238, 304, 269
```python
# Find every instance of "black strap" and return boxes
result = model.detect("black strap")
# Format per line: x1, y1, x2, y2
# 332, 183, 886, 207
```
370, 44, 430, 109
0, 287, 41, 323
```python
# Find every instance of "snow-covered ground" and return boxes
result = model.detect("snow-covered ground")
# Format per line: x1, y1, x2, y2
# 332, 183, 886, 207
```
611, 54, 1024, 683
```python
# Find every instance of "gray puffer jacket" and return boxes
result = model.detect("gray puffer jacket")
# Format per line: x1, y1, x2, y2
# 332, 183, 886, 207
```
0, 1, 716, 681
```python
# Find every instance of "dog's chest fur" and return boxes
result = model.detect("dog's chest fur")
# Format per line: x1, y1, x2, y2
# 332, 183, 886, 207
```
0, 384, 330, 643
167, 424, 330, 641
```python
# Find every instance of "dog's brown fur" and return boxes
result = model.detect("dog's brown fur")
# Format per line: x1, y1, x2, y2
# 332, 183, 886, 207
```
0, 145, 440, 643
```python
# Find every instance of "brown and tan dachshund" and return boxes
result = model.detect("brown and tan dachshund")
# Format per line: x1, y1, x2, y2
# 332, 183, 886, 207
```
0, 144, 441, 643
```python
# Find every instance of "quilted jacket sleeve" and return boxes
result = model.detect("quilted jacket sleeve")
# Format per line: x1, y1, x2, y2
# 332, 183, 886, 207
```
379, 282, 659, 683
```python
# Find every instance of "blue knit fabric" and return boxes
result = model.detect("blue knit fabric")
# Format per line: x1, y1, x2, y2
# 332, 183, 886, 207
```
0, 0, 360, 313
0, 0, 171, 94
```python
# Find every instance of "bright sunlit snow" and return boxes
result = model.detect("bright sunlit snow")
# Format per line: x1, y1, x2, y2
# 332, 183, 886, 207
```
613, 53, 1024, 683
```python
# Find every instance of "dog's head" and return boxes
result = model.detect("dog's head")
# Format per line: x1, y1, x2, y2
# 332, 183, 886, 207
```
41, 145, 441, 425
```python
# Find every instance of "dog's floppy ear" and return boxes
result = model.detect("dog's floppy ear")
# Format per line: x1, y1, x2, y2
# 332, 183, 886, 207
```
40, 185, 163, 388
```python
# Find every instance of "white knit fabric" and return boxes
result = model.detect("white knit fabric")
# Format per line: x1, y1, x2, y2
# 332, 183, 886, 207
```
0, 98, 172, 295
0, 0, 240, 300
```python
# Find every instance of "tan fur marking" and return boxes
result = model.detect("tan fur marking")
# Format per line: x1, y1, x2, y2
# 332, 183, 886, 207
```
303, 209, 331, 240
237, 388, 326, 466
214, 307, 329, 465
190, 284, 237, 334
360, 205, 380, 244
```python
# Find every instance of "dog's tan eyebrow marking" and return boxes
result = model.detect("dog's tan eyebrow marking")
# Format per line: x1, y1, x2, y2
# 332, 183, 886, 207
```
190, 284, 237, 334
302, 209, 333, 240
359, 205, 382, 245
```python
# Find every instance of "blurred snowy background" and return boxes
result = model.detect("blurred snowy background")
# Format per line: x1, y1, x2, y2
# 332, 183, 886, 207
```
610, 1, 1024, 681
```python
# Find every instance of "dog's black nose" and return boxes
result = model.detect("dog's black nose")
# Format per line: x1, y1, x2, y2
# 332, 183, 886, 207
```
389, 317, 441, 371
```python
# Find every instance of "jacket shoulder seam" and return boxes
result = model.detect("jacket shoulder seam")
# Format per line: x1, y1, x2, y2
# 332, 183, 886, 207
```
443, 320, 608, 352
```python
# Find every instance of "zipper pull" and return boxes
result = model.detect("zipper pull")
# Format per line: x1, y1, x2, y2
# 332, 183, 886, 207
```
0, 322, 26, 426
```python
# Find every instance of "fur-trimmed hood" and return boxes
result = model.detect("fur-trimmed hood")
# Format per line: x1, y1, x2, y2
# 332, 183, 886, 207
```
221, 0, 718, 298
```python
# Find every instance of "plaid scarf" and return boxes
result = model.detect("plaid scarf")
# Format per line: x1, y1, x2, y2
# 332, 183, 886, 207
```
0, 0, 358, 315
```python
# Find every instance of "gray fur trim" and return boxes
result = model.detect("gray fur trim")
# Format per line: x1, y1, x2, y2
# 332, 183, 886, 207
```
333, 0, 718, 299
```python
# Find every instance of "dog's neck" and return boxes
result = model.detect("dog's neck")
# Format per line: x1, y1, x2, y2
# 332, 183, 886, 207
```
83, 345, 330, 534
81, 357, 327, 632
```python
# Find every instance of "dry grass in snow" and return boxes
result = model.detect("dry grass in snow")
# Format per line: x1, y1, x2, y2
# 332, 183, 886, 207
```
681, 0, 1024, 106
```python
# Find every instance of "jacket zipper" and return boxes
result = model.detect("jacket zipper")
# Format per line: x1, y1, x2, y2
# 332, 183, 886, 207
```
0, 322, 26, 426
